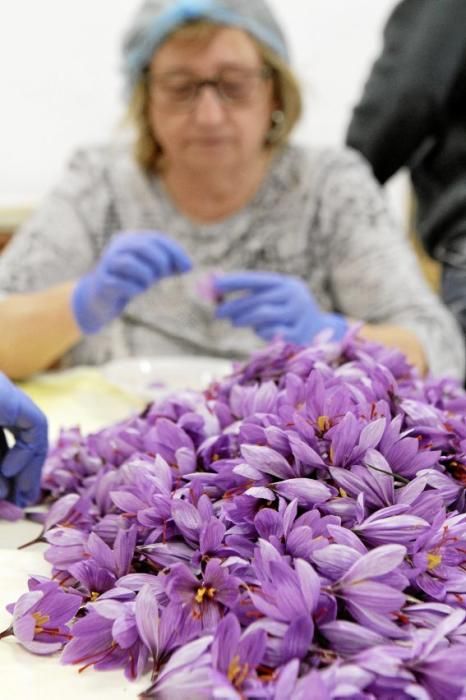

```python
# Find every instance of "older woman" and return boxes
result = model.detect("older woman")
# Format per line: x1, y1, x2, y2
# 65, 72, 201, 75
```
0, 0, 463, 381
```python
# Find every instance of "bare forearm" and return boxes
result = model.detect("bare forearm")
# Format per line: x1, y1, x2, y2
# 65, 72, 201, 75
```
358, 323, 428, 376
0, 281, 82, 379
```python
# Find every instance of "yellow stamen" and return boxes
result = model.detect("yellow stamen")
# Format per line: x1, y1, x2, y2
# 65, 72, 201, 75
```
228, 655, 249, 687
32, 611, 50, 632
338, 487, 348, 498
427, 552, 442, 570
194, 586, 216, 604
317, 416, 331, 433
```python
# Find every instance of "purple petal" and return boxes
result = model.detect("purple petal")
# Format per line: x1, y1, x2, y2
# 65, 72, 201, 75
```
110, 491, 146, 514
240, 445, 294, 479
13, 612, 36, 642
171, 499, 203, 536
321, 620, 384, 655
238, 627, 267, 669
347, 601, 408, 639
0, 499, 24, 521
274, 659, 300, 700
288, 433, 326, 468
358, 418, 386, 452
312, 544, 360, 580
157, 635, 213, 680
12, 590, 43, 622
244, 486, 276, 501
343, 581, 405, 614
86, 532, 115, 570
254, 509, 284, 539
286, 526, 316, 559
356, 513, 428, 545
200, 518, 226, 555
295, 559, 321, 610
113, 527, 137, 577
211, 613, 240, 674
22, 639, 64, 655
112, 614, 138, 649
275, 478, 332, 506
135, 584, 160, 657
341, 544, 406, 584
280, 616, 313, 662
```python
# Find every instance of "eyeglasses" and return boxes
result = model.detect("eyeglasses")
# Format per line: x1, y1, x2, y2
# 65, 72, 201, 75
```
149, 66, 272, 111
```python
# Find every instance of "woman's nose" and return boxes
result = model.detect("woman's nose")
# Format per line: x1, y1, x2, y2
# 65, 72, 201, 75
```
191, 85, 226, 125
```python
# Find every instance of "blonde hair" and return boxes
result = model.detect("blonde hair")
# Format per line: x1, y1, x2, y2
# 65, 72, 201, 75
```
126, 20, 302, 174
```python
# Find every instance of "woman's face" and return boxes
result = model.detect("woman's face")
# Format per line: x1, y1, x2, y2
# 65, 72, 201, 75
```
148, 27, 275, 174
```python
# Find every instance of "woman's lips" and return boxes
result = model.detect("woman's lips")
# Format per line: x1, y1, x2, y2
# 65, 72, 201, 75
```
192, 136, 231, 147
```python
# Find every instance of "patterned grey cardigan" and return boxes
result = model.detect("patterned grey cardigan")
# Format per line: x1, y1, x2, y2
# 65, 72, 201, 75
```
1, 141, 464, 379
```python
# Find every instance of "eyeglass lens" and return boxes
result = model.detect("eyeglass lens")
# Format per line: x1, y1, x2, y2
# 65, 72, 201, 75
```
150, 67, 271, 109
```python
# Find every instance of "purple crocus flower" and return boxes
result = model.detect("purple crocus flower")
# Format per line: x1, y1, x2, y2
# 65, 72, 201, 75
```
140, 635, 214, 699
109, 455, 176, 531
43, 493, 92, 531
229, 381, 280, 419
239, 444, 297, 481
170, 497, 208, 545
353, 504, 429, 547
1, 579, 82, 654
165, 559, 241, 629
209, 612, 267, 696
143, 417, 196, 472
67, 527, 137, 598
377, 414, 442, 479
411, 509, 466, 600
326, 413, 387, 468
250, 542, 321, 629
44, 525, 89, 571
196, 271, 224, 305
273, 658, 373, 700
355, 609, 466, 699
61, 596, 149, 680
135, 584, 200, 676
330, 544, 408, 638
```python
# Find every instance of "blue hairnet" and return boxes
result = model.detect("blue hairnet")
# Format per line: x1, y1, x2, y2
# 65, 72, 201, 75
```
122, 0, 290, 93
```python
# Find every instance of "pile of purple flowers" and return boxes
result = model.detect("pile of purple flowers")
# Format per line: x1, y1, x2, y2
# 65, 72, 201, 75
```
3, 333, 466, 699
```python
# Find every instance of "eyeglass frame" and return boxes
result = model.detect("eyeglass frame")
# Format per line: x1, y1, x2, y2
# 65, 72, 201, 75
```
147, 65, 274, 111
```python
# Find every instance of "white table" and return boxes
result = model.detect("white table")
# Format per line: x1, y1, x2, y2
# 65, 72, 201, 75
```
0, 367, 149, 700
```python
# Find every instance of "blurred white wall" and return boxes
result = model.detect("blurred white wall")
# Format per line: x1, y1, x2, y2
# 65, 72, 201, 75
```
0, 1, 400, 207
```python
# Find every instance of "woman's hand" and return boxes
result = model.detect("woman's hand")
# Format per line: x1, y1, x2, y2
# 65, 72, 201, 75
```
72, 231, 192, 334
214, 271, 348, 344
0, 374, 48, 507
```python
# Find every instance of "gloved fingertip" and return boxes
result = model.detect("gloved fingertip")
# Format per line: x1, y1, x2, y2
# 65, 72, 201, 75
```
180, 259, 193, 273
211, 276, 226, 292
1, 453, 27, 478
15, 487, 38, 508
214, 306, 229, 320
329, 314, 349, 341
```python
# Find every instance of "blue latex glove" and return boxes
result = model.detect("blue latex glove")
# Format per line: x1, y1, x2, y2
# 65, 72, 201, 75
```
0, 374, 48, 507
214, 271, 348, 344
72, 231, 192, 334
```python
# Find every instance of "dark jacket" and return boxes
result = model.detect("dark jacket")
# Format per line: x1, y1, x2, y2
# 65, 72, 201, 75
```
346, 0, 466, 263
